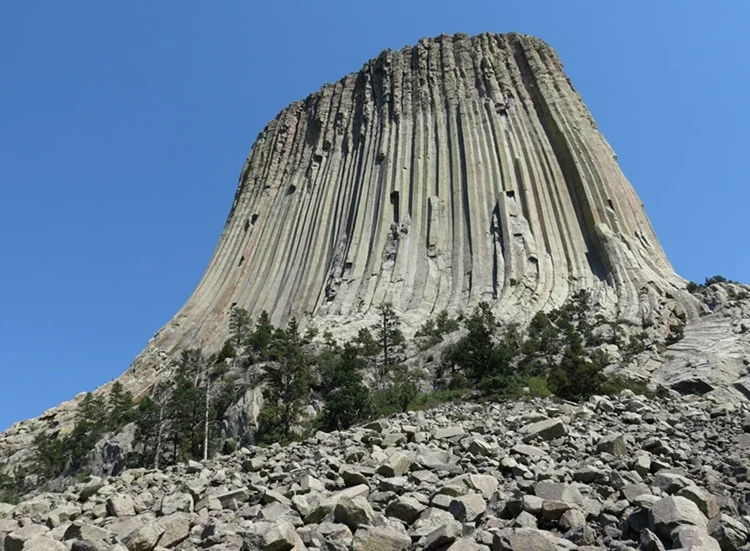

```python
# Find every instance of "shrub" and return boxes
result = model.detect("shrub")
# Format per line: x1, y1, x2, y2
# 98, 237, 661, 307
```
527, 377, 551, 398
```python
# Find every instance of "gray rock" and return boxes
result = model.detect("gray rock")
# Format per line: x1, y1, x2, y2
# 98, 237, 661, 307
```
107, 494, 136, 517
559, 509, 586, 530
351, 525, 411, 551
449, 493, 487, 522
159, 492, 193, 516
63, 522, 114, 543
671, 524, 721, 551
410, 507, 456, 539
447, 537, 490, 550
377, 451, 412, 477
334, 496, 374, 530
640, 528, 665, 551
262, 521, 301, 551
653, 471, 693, 494
121, 520, 165, 551
468, 438, 495, 456
156, 512, 191, 548
678, 485, 720, 519
19, 536, 66, 551
709, 514, 749, 551
435, 426, 465, 440
5, 524, 50, 551
385, 495, 426, 524
513, 511, 538, 528
649, 496, 708, 539
597, 433, 626, 457
421, 520, 462, 550
491, 527, 558, 551
534, 482, 584, 508
521, 419, 567, 443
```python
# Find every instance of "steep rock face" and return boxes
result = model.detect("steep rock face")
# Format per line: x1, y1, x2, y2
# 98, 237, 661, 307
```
5, 32, 734, 470
153, 32, 691, 358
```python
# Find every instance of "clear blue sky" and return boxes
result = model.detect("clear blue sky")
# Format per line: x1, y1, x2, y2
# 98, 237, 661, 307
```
1, 1, 748, 431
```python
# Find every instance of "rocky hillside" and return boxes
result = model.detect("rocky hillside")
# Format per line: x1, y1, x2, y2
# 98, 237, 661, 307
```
101, 31, 703, 408
3, 391, 750, 551
3, 31, 750, 543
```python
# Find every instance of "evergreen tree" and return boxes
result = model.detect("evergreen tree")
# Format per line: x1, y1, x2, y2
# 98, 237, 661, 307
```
107, 381, 134, 431
163, 349, 206, 464
319, 343, 372, 431
257, 318, 311, 443
31, 433, 69, 481
131, 395, 162, 468
250, 311, 275, 357
229, 307, 251, 358
376, 302, 404, 368
354, 327, 379, 357
68, 392, 107, 470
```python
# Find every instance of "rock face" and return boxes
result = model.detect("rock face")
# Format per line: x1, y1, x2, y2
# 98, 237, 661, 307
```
4, 31, 750, 477
2, 393, 750, 551
154, 32, 688, 350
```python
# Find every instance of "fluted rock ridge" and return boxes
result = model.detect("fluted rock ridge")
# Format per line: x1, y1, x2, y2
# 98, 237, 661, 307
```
155, 32, 689, 357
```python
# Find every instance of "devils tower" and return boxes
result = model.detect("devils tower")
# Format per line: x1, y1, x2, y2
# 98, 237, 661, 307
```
6, 32, 749, 476
152, 32, 689, 361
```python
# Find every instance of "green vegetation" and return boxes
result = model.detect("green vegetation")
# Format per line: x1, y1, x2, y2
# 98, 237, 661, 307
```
26, 294, 673, 492
257, 318, 311, 444
686, 274, 746, 295
440, 291, 620, 401
415, 310, 461, 348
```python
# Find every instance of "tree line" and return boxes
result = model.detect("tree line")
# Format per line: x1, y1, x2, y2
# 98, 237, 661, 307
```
5, 293, 664, 501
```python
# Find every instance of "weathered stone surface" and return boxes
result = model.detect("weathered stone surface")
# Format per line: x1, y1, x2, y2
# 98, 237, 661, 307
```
20, 536, 67, 551
121, 521, 164, 551
597, 433, 626, 457
671, 524, 721, 551
5, 389, 750, 551
649, 496, 708, 539
709, 514, 749, 551
159, 492, 193, 516
5, 524, 50, 551
533, 482, 584, 508
351, 525, 410, 551
377, 451, 412, 478
385, 495, 426, 524
156, 512, 190, 548
492, 528, 558, 551
262, 521, 300, 551
333, 496, 374, 530
449, 493, 487, 522
678, 485, 720, 519
521, 419, 567, 443
422, 521, 462, 550
106, 494, 136, 517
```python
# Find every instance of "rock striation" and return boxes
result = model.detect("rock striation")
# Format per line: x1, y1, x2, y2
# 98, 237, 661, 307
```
4, 32, 750, 480
153, 31, 693, 357
3, 392, 750, 550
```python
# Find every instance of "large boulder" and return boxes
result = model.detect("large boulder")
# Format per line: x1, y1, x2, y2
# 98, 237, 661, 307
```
521, 419, 567, 443
649, 496, 708, 540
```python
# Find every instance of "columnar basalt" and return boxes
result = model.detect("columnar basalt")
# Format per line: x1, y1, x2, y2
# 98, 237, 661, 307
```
153, 32, 692, 358
6, 32, 732, 471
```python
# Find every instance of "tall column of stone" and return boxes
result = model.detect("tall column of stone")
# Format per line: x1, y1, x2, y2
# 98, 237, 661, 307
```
145, 32, 688, 360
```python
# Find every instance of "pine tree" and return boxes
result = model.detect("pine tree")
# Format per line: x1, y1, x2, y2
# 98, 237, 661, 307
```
163, 349, 206, 464
257, 318, 311, 443
374, 302, 404, 387
229, 307, 251, 361
68, 392, 107, 470
251, 311, 275, 357
319, 343, 372, 431
107, 381, 134, 431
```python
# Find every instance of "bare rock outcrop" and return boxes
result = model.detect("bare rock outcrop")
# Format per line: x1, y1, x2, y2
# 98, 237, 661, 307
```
4, 32, 750, 475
